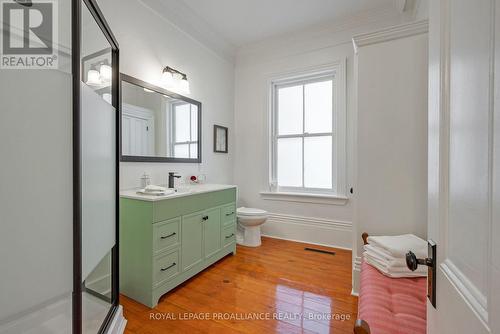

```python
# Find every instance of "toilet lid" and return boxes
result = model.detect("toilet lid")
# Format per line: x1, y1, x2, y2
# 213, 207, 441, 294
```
237, 207, 267, 216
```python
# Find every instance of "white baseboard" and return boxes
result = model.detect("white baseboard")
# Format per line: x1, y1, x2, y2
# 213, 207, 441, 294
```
106, 305, 127, 334
261, 213, 352, 250
351, 256, 362, 296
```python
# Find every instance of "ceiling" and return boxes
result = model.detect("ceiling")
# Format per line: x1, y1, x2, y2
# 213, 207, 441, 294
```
141, 0, 408, 61
179, 0, 395, 47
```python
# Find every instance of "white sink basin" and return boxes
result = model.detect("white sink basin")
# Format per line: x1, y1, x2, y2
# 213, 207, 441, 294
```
174, 187, 193, 194
136, 188, 175, 196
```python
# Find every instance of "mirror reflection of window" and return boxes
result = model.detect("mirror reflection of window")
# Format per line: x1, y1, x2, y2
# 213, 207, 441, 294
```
170, 102, 198, 158
121, 79, 199, 160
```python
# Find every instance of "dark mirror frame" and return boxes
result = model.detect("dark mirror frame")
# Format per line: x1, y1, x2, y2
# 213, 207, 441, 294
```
120, 73, 202, 163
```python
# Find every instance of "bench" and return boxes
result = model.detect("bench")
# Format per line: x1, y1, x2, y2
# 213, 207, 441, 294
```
354, 233, 427, 334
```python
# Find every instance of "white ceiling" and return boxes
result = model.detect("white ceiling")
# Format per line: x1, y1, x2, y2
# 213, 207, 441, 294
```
179, 0, 395, 47
141, 0, 407, 61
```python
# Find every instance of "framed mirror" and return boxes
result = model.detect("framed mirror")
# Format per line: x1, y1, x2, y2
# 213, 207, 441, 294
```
120, 74, 202, 163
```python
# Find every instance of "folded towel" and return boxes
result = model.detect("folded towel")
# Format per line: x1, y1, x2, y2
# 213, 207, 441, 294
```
144, 185, 167, 192
364, 253, 427, 278
364, 252, 426, 274
367, 234, 427, 258
364, 244, 408, 268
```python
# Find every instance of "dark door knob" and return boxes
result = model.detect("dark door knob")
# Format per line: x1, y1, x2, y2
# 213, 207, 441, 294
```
406, 251, 434, 271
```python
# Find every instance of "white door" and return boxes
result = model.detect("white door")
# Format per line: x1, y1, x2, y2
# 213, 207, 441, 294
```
428, 0, 499, 333
121, 104, 155, 156
122, 115, 154, 156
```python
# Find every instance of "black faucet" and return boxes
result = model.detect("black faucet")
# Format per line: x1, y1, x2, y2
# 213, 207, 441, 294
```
168, 172, 181, 189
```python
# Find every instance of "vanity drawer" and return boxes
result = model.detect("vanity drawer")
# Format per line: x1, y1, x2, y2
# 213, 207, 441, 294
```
221, 203, 236, 227
153, 217, 180, 255
222, 224, 236, 247
153, 250, 179, 287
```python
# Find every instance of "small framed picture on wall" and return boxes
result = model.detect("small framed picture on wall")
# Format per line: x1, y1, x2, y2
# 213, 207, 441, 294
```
214, 125, 228, 153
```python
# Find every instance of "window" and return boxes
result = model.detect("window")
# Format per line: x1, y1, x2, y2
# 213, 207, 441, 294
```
169, 102, 198, 159
270, 64, 346, 196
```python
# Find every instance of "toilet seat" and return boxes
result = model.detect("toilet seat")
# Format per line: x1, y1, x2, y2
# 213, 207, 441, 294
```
237, 207, 267, 216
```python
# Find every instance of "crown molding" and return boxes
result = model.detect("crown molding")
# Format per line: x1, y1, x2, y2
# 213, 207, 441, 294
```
236, 5, 405, 66
352, 19, 428, 54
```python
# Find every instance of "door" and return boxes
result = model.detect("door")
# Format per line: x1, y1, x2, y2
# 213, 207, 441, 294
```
203, 208, 221, 259
427, 1, 500, 333
181, 212, 204, 271
122, 103, 155, 156
76, 0, 119, 333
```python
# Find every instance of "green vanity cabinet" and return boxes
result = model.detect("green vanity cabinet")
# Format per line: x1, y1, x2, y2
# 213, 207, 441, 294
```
120, 187, 237, 308
180, 211, 204, 271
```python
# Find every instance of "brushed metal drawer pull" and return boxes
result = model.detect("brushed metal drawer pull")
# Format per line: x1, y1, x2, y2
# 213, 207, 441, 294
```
202, 216, 209, 221
160, 263, 176, 271
225, 212, 234, 216
160, 232, 176, 239
225, 233, 235, 239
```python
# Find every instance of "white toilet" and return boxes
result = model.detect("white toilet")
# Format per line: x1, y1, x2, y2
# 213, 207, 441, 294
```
236, 207, 268, 247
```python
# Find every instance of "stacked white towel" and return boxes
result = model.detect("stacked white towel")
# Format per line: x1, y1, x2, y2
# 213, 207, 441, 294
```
363, 234, 427, 278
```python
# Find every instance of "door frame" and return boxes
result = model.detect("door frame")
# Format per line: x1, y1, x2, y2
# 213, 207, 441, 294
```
72, 0, 120, 333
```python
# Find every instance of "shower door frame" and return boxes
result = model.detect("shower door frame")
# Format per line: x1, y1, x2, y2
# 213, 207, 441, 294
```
72, 0, 120, 333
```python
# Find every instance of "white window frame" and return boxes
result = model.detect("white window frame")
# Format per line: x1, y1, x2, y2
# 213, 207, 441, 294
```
268, 60, 347, 197
168, 101, 198, 159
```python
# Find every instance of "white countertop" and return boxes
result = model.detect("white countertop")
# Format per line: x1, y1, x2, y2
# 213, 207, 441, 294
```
120, 184, 237, 202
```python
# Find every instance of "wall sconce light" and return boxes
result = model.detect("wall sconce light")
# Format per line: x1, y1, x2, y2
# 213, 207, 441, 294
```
99, 64, 112, 82
86, 69, 102, 86
86, 61, 112, 87
161, 66, 190, 94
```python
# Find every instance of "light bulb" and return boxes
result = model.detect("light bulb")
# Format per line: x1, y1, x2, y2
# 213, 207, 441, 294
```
161, 71, 175, 88
143, 88, 154, 93
180, 77, 190, 94
86, 69, 101, 86
173, 72, 183, 82
99, 64, 112, 82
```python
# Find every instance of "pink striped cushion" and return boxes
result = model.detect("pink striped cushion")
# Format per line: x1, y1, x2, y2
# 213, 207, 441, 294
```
358, 260, 427, 334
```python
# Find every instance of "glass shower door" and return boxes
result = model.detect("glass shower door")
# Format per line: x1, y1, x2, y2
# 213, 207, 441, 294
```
74, 0, 119, 333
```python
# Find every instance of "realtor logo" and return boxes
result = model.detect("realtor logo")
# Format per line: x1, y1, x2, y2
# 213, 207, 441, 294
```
1, 0, 58, 69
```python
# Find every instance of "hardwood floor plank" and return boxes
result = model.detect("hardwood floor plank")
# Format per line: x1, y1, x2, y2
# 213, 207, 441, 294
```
122, 237, 357, 334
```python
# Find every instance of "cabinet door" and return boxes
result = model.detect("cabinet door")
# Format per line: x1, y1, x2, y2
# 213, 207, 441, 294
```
203, 207, 221, 259
181, 212, 203, 271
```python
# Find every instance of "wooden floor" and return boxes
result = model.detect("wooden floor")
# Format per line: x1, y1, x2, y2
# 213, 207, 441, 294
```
121, 237, 358, 334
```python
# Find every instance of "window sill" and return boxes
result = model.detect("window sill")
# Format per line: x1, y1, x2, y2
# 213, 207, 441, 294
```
259, 191, 349, 205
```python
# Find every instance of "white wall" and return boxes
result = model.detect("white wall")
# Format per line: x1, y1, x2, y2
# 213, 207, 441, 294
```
351, 27, 429, 294
354, 32, 429, 253
0, 1, 73, 331
233, 10, 410, 249
98, 0, 235, 190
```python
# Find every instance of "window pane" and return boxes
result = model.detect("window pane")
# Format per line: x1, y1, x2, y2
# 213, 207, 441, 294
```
277, 137, 302, 187
190, 143, 198, 159
278, 85, 303, 135
305, 80, 332, 134
304, 136, 332, 189
191, 105, 198, 141
174, 103, 190, 142
174, 144, 189, 158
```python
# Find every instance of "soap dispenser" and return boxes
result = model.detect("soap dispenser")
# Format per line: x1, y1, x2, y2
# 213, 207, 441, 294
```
140, 172, 151, 189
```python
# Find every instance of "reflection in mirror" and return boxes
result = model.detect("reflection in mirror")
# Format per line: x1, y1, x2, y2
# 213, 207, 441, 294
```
121, 75, 201, 162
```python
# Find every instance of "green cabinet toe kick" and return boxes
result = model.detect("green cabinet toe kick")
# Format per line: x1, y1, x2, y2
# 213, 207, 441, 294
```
120, 187, 237, 308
